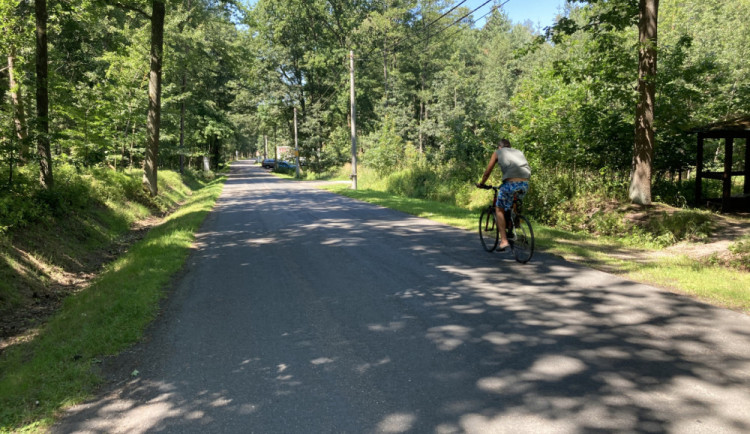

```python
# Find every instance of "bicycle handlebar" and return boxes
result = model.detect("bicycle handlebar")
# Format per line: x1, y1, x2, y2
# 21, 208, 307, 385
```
475, 183, 498, 190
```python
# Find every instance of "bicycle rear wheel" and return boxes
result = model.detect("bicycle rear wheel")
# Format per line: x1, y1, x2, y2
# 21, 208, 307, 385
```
510, 215, 534, 263
479, 207, 499, 252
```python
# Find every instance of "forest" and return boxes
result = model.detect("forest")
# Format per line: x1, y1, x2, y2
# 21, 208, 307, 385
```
1, 0, 749, 233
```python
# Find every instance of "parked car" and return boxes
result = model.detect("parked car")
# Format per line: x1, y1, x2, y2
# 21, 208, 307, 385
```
261, 158, 275, 168
276, 161, 297, 170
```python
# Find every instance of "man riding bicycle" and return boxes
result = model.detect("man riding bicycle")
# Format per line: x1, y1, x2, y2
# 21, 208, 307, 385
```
477, 139, 531, 251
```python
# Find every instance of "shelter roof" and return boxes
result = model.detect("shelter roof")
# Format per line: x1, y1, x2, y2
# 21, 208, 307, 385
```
690, 115, 750, 133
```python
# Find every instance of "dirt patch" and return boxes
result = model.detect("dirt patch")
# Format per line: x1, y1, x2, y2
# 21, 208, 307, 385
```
621, 204, 750, 264
0, 216, 163, 354
623, 202, 683, 225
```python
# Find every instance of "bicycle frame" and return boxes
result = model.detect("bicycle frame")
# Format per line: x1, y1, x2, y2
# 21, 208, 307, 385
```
477, 183, 534, 263
482, 185, 521, 233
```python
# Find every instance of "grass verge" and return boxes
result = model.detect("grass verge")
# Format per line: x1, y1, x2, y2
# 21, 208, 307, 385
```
0, 174, 225, 432
320, 184, 750, 314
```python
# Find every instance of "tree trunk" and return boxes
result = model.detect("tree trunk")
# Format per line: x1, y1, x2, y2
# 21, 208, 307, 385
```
418, 84, 424, 154
179, 72, 186, 174
629, 0, 659, 205
35, 0, 53, 189
383, 39, 388, 108
178, 0, 190, 175
121, 117, 130, 171
212, 135, 220, 170
143, 0, 165, 196
8, 47, 29, 165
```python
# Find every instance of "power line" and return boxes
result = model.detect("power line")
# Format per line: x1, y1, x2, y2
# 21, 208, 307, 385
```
419, 0, 495, 43
312, 0, 511, 109
388, 0, 469, 51
436, 0, 511, 46
358, 0, 481, 63
365, 0, 500, 62
425, 0, 470, 30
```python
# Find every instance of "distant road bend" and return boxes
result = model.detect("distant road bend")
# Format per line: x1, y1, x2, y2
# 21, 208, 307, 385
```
54, 160, 750, 433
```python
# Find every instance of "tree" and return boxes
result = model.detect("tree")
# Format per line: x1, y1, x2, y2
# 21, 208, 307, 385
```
35, 0, 53, 189
548, 0, 659, 205
630, 0, 658, 205
1, 0, 31, 166
144, 0, 165, 196
107, 0, 165, 194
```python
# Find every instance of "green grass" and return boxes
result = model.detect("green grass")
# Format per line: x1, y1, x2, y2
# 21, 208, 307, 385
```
319, 183, 750, 314
0, 174, 225, 432
628, 255, 750, 311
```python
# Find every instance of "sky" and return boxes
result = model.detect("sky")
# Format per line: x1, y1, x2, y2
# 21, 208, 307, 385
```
463, 0, 567, 30
241, 0, 568, 31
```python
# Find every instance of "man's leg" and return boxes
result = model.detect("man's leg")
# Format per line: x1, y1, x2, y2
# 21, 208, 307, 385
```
495, 206, 509, 249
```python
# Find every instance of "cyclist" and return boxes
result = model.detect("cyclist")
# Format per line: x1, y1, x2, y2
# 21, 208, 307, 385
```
477, 138, 531, 251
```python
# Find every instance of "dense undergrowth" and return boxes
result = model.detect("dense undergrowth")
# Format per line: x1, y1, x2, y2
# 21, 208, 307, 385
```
0, 163, 216, 325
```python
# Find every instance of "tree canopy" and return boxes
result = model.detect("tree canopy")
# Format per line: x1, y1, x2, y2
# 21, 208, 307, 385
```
0, 0, 747, 200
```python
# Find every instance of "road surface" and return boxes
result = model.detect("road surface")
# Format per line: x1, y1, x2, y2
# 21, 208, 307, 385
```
54, 161, 750, 433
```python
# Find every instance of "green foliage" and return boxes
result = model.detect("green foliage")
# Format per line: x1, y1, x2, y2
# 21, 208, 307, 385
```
0, 164, 155, 234
385, 166, 437, 201
522, 166, 629, 226
643, 210, 714, 246
363, 117, 407, 177
728, 236, 750, 271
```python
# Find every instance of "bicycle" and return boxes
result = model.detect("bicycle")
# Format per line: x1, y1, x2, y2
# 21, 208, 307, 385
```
477, 184, 535, 263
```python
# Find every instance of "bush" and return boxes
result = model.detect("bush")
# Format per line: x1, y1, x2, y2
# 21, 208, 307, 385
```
0, 166, 55, 232
385, 166, 438, 199
652, 177, 692, 207
644, 210, 714, 245
523, 166, 628, 227
0, 164, 182, 234
363, 118, 407, 177
728, 236, 750, 270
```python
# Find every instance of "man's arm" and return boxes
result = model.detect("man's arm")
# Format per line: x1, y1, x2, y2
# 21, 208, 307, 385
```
478, 152, 498, 185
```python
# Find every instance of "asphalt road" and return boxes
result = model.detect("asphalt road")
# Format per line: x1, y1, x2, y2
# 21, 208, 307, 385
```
54, 161, 750, 433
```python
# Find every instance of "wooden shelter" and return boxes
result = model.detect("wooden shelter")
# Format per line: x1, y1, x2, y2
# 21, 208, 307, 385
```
693, 116, 750, 212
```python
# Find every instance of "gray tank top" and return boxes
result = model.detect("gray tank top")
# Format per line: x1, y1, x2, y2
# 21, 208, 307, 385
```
495, 148, 531, 180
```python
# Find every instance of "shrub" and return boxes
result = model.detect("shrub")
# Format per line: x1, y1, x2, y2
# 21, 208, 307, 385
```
385, 166, 438, 200
523, 166, 628, 226
0, 164, 184, 234
645, 210, 713, 244
652, 177, 692, 207
363, 118, 406, 177
727, 236, 750, 270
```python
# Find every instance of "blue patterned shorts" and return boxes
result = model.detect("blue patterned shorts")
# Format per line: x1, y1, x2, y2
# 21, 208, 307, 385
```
496, 181, 529, 211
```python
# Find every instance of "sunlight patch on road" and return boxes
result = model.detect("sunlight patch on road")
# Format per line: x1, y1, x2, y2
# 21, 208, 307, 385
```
367, 321, 406, 332
245, 237, 276, 245
426, 325, 473, 351
529, 355, 587, 379
377, 412, 417, 433
354, 357, 391, 373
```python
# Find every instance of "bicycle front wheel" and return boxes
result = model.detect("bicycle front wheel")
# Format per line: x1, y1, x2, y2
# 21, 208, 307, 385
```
479, 207, 499, 252
510, 215, 534, 263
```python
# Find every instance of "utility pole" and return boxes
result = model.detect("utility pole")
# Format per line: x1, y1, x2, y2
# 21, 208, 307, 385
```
263, 134, 267, 162
349, 50, 358, 190
294, 107, 300, 178
179, 73, 186, 174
